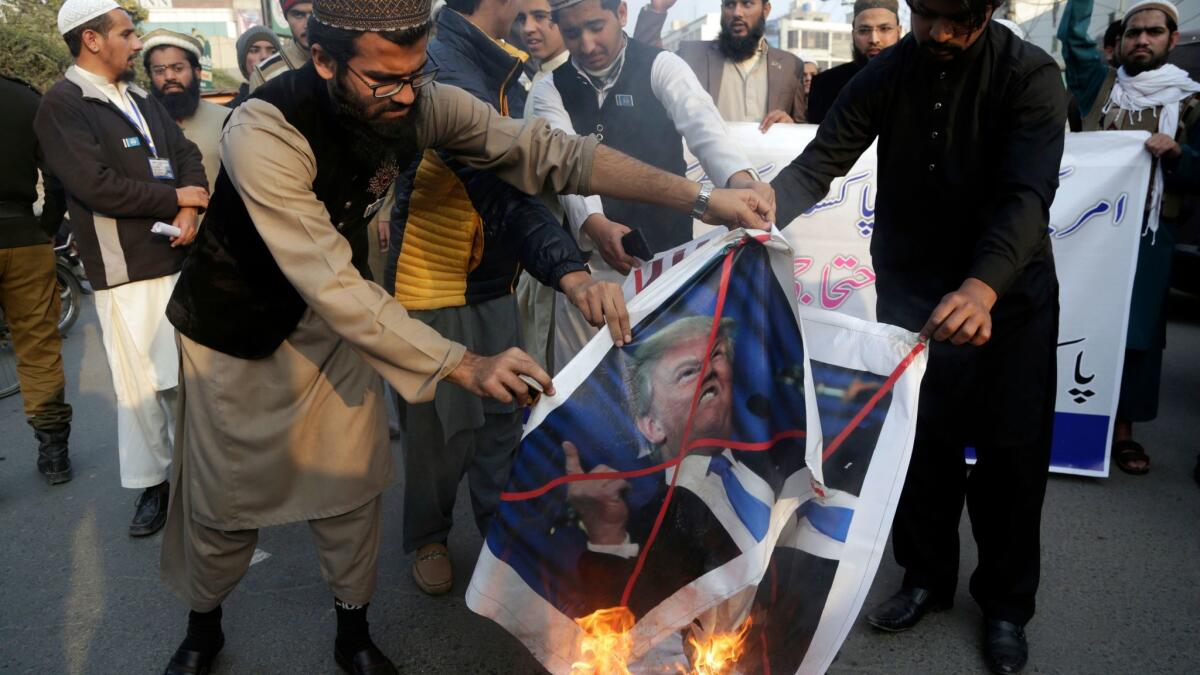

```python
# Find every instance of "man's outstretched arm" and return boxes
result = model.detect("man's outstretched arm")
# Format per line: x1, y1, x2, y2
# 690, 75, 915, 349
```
422, 82, 774, 230
771, 62, 882, 226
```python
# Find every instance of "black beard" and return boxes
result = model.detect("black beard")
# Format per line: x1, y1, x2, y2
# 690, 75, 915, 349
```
1123, 49, 1169, 76
327, 74, 421, 171
852, 44, 869, 66
153, 77, 201, 119
717, 17, 766, 62
119, 66, 137, 82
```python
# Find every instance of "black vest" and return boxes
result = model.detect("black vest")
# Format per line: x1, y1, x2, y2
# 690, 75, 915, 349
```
167, 63, 393, 359
553, 38, 691, 254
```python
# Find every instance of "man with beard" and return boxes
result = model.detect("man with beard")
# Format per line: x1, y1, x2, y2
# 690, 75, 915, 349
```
678, 0, 807, 129
532, 0, 771, 370
158, 0, 773, 671
770, 1, 1065, 672
1060, 0, 1200, 476
249, 1, 314, 91
806, 0, 900, 124
35, 0, 207, 538
142, 29, 229, 195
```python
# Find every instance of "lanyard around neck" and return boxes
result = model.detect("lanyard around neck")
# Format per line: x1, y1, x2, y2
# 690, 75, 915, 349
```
120, 89, 158, 158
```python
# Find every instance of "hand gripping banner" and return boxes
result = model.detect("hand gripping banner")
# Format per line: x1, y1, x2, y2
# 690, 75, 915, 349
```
466, 230, 928, 674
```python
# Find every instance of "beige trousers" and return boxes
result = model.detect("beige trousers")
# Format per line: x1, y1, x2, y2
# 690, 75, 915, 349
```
161, 495, 383, 613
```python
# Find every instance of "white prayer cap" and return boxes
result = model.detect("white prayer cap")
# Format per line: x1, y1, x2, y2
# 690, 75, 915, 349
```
141, 29, 204, 60
1124, 0, 1180, 26
57, 0, 120, 35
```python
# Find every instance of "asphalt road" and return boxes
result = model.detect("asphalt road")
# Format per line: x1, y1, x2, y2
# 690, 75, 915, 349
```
1, 293, 1198, 675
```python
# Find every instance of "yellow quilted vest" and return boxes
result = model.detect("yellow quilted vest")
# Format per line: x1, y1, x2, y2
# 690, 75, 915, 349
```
392, 39, 528, 310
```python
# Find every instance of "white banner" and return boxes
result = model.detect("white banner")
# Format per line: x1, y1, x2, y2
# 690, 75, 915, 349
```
665, 125, 1151, 477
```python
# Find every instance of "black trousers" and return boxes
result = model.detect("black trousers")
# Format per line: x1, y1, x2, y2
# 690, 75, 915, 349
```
888, 299, 1058, 626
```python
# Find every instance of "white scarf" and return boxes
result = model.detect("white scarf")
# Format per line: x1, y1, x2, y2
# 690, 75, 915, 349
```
1102, 64, 1200, 241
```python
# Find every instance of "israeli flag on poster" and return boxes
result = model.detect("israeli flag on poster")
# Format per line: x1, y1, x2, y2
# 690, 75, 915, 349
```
467, 229, 927, 674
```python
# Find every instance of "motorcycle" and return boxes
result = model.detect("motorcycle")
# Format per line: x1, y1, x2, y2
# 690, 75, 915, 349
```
0, 230, 89, 399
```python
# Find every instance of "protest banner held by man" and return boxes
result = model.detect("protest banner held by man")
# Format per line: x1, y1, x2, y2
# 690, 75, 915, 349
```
771, 1, 1066, 672
1059, 0, 1200, 476
141, 29, 229, 196
34, 0, 208, 538
228, 25, 281, 108
157, 0, 773, 670
385, 0, 629, 598
677, 0, 807, 129
806, 0, 901, 124
0, 73, 72, 485
530, 0, 771, 369
249, 0, 313, 90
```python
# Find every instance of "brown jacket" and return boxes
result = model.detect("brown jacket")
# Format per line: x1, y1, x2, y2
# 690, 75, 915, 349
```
677, 40, 807, 122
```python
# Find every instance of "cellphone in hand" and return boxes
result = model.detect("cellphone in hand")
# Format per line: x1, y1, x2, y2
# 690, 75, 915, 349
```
620, 229, 654, 261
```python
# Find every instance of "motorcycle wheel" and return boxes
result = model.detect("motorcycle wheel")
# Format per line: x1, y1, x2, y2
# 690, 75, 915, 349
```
57, 262, 83, 335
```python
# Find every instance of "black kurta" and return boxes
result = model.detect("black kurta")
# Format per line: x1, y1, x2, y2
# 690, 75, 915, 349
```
804, 59, 863, 126
773, 25, 1067, 625
774, 27, 1064, 336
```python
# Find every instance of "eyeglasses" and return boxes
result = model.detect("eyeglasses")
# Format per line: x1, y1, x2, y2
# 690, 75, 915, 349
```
150, 63, 191, 77
344, 61, 439, 98
855, 25, 897, 37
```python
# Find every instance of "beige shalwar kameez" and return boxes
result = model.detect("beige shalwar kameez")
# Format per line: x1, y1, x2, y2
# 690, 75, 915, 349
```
161, 82, 599, 611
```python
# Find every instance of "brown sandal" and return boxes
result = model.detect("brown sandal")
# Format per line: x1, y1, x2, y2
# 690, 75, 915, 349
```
1113, 439, 1150, 475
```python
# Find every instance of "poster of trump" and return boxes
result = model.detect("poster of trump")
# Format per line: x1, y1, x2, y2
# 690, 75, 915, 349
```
467, 229, 929, 674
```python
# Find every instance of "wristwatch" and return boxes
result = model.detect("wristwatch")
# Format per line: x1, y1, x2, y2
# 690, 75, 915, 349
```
690, 183, 713, 220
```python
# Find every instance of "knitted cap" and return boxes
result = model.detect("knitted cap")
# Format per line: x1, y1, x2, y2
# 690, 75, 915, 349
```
57, 0, 119, 35
312, 0, 432, 32
280, 0, 308, 12
1124, 0, 1180, 26
548, 0, 588, 12
141, 28, 204, 59
236, 25, 283, 78
852, 0, 899, 19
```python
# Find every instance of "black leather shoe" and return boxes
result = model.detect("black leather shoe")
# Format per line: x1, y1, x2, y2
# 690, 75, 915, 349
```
130, 481, 169, 537
163, 632, 224, 675
35, 428, 72, 485
334, 639, 399, 675
983, 619, 1028, 674
865, 587, 952, 632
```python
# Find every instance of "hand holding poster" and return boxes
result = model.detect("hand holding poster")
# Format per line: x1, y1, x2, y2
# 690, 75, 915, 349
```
468, 230, 928, 674
672, 125, 1151, 476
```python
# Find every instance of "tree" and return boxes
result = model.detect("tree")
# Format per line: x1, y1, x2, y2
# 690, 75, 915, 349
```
0, 0, 147, 92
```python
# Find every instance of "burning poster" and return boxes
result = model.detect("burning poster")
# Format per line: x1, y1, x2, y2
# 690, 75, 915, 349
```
467, 230, 927, 674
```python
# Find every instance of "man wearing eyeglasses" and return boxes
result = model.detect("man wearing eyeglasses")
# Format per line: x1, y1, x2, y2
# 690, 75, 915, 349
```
806, 0, 901, 125
142, 29, 229, 196
158, 0, 772, 670
383, 0, 629, 599
771, 1, 1065, 672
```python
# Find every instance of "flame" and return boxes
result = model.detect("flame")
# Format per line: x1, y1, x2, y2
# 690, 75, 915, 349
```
682, 617, 753, 675
570, 606, 636, 675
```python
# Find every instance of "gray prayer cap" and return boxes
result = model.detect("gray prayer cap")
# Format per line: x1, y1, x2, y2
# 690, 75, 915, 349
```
853, 0, 899, 18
